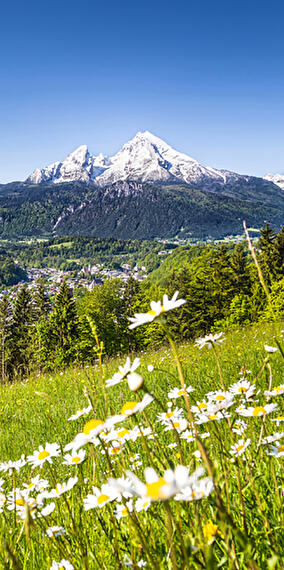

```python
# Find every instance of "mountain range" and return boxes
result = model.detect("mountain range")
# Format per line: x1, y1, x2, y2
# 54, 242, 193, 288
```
0, 131, 283, 240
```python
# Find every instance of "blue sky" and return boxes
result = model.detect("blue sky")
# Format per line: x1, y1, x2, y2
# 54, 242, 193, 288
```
0, 0, 284, 182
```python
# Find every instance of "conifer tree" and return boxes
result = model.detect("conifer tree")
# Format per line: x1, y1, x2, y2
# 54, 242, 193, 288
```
0, 296, 13, 382
11, 284, 34, 377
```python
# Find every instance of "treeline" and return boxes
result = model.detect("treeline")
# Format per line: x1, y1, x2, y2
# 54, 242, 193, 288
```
0, 255, 27, 287
0, 224, 283, 381
0, 236, 174, 272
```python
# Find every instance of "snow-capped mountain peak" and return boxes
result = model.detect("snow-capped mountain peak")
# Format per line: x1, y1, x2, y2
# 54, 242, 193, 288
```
264, 173, 284, 191
26, 131, 280, 193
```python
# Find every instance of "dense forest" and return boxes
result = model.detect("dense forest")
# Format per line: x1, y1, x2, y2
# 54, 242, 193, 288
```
0, 223, 282, 381
0, 235, 175, 272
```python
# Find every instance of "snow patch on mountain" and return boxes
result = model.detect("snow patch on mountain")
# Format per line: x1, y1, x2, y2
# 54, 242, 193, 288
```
264, 173, 284, 191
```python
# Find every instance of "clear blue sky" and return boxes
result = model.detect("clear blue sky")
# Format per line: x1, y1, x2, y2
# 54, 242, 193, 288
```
0, 0, 284, 182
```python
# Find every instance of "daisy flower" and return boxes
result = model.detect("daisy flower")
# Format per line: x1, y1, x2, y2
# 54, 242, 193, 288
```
236, 404, 277, 417
174, 467, 214, 501
229, 379, 256, 399
27, 443, 60, 468
229, 438, 251, 457
109, 465, 192, 501
272, 416, 284, 426
46, 526, 66, 538
267, 442, 284, 457
106, 357, 140, 388
67, 406, 92, 421
232, 420, 247, 435
83, 484, 119, 509
195, 332, 225, 350
261, 432, 284, 445
0, 455, 26, 474
63, 449, 86, 466
128, 292, 186, 329
50, 561, 74, 570
120, 394, 154, 416
168, 385, 194, 400
45, 477, 78, 499
115, 500, 134, 520
264, 385, 284, 397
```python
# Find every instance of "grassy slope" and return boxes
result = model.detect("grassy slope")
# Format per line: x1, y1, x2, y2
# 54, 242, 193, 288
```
0, 321, 283, 569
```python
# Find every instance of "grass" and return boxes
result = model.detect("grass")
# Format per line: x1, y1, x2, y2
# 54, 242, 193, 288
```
0, 320, 283, 569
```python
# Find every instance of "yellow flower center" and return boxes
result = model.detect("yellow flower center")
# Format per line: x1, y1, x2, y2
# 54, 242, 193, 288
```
238, 387, 248, 393
278, 445, 284, 453
15, 498, 25, 506
252, 406, 266, 416
173, 421, 180, 428
121, 507, 129, 516
146, 478, 167, 500
97, 494, 110, 505
165, 412, 174, 418
121, 402, 137, 415
198, 403, 207, 410
117, 429, 130, 438
110, 446, 121, 454
72, 456, 81, 464
209, 415, 217, 420
216, 395, 225, 401
178, 389, 184, 395
275, 386, 283, 393
38, 449, 50, 460
236, 444, 245, 452
83, 419, 104, 434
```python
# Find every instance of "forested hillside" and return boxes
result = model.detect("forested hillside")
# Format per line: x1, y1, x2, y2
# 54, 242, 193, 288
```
0, 223, 283, 381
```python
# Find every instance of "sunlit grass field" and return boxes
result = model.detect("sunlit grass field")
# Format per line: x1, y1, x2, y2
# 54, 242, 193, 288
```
0, 320, 283, 569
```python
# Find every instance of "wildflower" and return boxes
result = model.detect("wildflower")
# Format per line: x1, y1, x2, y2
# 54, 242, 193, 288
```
195, 332, 225, 349
203, 520, 219, 545
27, 443, 60, 468
50, 561, 74, 570
272, 416, 284, 426
135, 497, 151, 512
264, 385, 284, 397
128, 292, 186, 329
120, 394, 154, 416
193, 450, 202, 461
232, 420, 247, 435
23, 475, 50, 493
39, 502, 56, 517
157, 406, 184, 423
115, 499, 134, 520
230, 438, 251, 457
46, 526, 66, 538
147, 364, 154, 372
168, 385, 194, 399
261, 432, 284, 445
264, 345, 278, 353
63, 449, 86, 465
174, 467, 214, 501
127, 372, 144, 391
83, 484, 120, 509
164, 418, 188, 433
109, 465, 192, 501
106, 357, 140, 387
0, 455, 26, 474
45, 477, 78, 499
229, 379, 256, 399
236, 404, 277, 417
267, 442, 284, 457
67, 406, 92, 421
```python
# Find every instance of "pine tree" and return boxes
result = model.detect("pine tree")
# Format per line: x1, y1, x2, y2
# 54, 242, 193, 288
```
11, 284, 34, 378
34, 280, 50, 319
0, 296, 13, 382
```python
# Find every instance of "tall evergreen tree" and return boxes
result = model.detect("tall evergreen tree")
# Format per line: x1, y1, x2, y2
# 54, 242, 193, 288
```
11, 284, 34, 377
0, 296, 13, 382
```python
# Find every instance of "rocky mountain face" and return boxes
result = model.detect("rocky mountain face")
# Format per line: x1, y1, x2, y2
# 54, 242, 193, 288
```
1, 131, 282, 240
26, 131, 278, 199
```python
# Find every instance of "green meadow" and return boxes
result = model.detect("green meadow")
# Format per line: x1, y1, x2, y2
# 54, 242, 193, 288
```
0, 320, 283, 569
